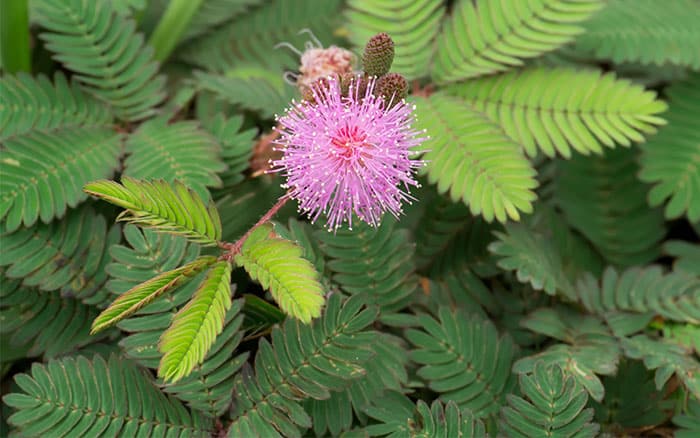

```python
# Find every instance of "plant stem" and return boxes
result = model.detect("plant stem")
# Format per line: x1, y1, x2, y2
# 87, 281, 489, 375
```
147, 0, 203, 62
221, 195, 291, 260
1, 0, 31, 73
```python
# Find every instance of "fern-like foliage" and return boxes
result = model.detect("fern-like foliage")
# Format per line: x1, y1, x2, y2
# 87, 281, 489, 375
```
345, 0, 445, 80
184, 0, 264, 41
490, 221, 573, 298
0, 207, 120, 306
410, 187, 499, 277
158, 261, 232, 382
406, 308, 516, 417
91, 255, 215, 333
412, 94, 538, 223
674, 398, 700, 438
316, 219, 418, 317
575, 266, 700, 336
200, 114, 256, 190
0, 73, 112, 142
448, 68, 668, 158
572, 0, 700, 69
109, 226, 247, 415
161, 301, 248, 416
235, 223, 325, 323
665, 241, 700, 276
124, 116, 226, 199
84, 177, 223, 245
216, 178, 286, 242
639, 73, 700, 222
179, 0, 343, 72
501, 362, 599, 438
194, 68, 295, 119
420, 266, 498, 320
227, 294, 378, 437
555, 147, 666, 267
106, 225, 200, 302
34, 0, 166, 121
490, 207, 604, 299
305, 333, 409, 436
0, 279, 101, 358
515, 307, 621, 401
0, 126, 122, 232
591, 360, 667, 432
621, 335, 700, 399
364, 393, 486, 438
3, 355, 212, 436
431, 0, 604, 83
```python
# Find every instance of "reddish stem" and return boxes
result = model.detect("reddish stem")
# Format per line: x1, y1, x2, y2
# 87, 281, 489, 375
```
221, 195, 291, 261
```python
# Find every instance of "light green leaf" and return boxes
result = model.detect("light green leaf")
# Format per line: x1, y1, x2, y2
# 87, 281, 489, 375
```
412, 94, 538, 223
235, 223, 325, 323
448, 68, 668, 158
84, 177, 223, 245
158, 261, 233, 382
91, 256, 216, 333
432, 0, 604, 83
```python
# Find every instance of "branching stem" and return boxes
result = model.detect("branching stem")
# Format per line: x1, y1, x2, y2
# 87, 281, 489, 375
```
220, 195, 291, 261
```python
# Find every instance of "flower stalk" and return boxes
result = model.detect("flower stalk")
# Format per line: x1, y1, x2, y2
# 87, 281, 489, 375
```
220, 194, 290, 260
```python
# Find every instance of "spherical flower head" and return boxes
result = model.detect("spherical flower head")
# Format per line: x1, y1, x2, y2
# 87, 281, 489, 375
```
271, 76, 426, 231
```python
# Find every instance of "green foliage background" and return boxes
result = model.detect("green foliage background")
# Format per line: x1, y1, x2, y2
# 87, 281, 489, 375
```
1, 0, 699, 436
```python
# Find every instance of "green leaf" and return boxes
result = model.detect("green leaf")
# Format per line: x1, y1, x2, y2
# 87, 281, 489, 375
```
555, 147, 666, 267
316, 218, 418, 316
431, 0, 604, 83
3, 355, 212, 437
0, 72, 112, 143
490, 221, 574, 298
227, 294, 378, 437
0, 127, 122, 232
621, 334, 700, 399
515, 307, 621, 402
0, 206, 121, 306
412, 189, 494, 273
591, 360, 667, 432
364, 395, 486, 437
200, 114, 257, 191
345, 0, 445, 80
91, 256, 216, 333
194, 67, 295, 118
406, 308, 516, 417
500, 362, 599, 438
572, 0, 700, 69
235, 223, 325, 323
305, 333, 409, 436
448, 68, 668, 158
665, 241, 700, 276
123, 116, 226, 200
179, 0, 343, 73
639, 73, 700, 222
161, 300, 248, 416
575, 266, 700, 330
0, 279, 103, 358
674, 398, 700, 438
84, 177, 223, 245
412, 94, 538, 223
158, 261, 233, 382
35, 0, 166, 121
183, 0, 264, 41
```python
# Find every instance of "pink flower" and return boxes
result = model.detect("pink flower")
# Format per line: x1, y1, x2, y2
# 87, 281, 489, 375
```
271, 76, 426, 231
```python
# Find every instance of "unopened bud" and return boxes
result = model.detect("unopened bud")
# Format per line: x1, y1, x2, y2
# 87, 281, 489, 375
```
376, 73, 408, 107
362, 33, 395, 77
